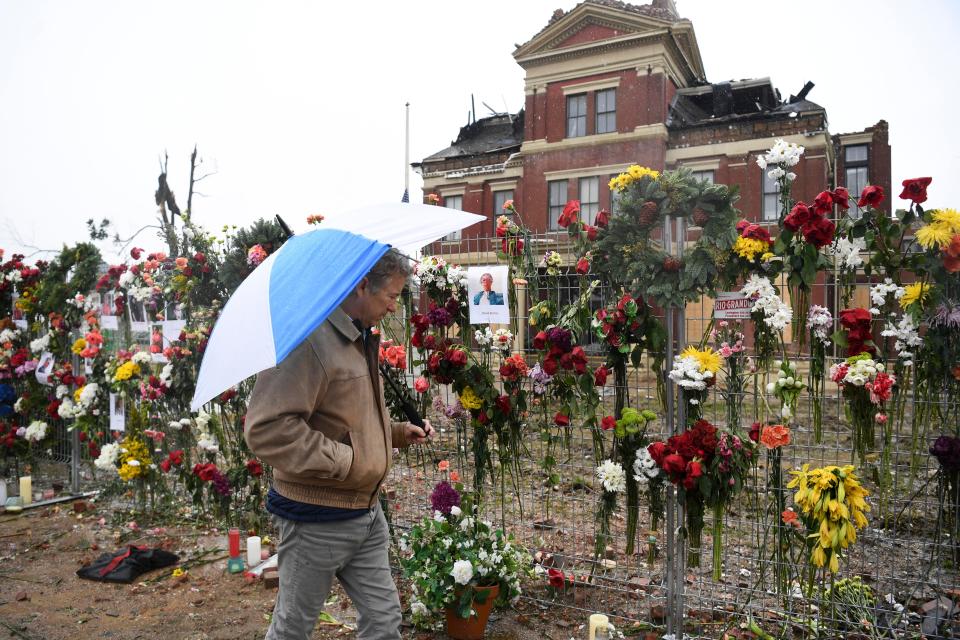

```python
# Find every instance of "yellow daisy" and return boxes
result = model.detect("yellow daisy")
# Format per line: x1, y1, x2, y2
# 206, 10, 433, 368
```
932, 208, 960, 234
899, 282, 930, 309
680, 345, 722, 375
915, 223, 954, 249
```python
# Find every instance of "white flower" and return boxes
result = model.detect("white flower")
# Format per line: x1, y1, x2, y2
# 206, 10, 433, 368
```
118, 271, 135, 287
24, 420, 49, 442
58, 397, 78, 419
131, 351, 152, 365
596, 459, 627, 493
398, 537, 410, 553
55, 384, 69, 400
79, 383, 99, 406
450, 505, 462, 517
93, 442, 120, 471
195, 410, 211, 430
830, 236, 866, 271
633, 448, 659, 484
167, 420, 184, 431
881, 315, 922, 362
767, 167, 785, 180
433, 510, 445, 522
451, 559, 474, 585
474, 327, 493, 346
410, 599, 428, 617
197, 436, 219, 453
459, 516, 474, 532
0, 328, 18, 344
13, 397, 24, 414
30, 332, 51, 354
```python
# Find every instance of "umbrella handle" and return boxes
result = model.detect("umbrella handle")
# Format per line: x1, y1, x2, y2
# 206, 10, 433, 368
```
378, 364, 425, 428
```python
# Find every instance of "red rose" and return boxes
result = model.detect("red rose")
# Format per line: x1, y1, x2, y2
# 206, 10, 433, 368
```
476, 411, 489, 424
802, 216, 835, 248
193, 463, 217, 482
784, 202, 812, 231
584, 225, 598, 241
594, 366, 609, 386
839, 307, 872, 326
246, 459, 264, 477
830, 187, 850, 210
548, 568, 566, 589
601, 415, 616, 431
742, 224, 771, 243
595, 209, 610, 228
857, 185, 884, 208
899, 177, 932, 204
812, 191, 834, 216
533, 331, 547, 350
169, 449, 184, 465
575, 257, 590, 275
558, 200, 580, 228
648, 441, 667, 465
447, 348, 467, 367
735, 219, 749, 234
542, 357, 559, 376
662, 454, 686, 476
160, 459, 171, 473
130, 247, 143, 260
495, 223, 507, 238
495, 394, 512, 415
554, 412, 570, 427
749, 422, 761, 443
682, 459, 704, 490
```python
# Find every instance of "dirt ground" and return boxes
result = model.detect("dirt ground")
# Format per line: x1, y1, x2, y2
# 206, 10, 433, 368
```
0, 500, 624, 640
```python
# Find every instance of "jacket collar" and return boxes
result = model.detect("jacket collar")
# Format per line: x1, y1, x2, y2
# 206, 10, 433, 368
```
329, 307, 362, 343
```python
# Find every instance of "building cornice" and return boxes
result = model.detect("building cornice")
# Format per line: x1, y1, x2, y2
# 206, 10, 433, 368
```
666, 131, 831, 163
520, 123, 668, 154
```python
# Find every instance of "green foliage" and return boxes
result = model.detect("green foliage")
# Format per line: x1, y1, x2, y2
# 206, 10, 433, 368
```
33, 242, 102, 318
217, 218, 288, 296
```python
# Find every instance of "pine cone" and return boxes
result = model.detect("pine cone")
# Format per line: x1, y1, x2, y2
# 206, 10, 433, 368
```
662, 257, 682, 272
692, 206, 709, 226
638, 200, 659, 226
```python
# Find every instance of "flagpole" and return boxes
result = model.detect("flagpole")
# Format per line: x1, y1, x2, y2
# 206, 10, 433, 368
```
404, 102, 410, 198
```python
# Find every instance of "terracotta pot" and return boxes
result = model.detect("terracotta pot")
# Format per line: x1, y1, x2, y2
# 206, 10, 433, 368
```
445, 584, 500, 640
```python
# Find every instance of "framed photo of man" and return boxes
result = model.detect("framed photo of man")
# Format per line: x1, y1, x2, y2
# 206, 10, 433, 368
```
467, 265, 510, 325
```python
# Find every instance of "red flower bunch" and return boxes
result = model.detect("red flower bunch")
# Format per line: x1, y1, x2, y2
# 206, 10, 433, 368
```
784, 189, 841, 248
735, 219, 772, 243
193, 462, 231, 496
425, 345, 468, 384
837, 308, 875, 356
139, 375, 168, 402
547, 567, 574, 590
594, 208, 610, 228
899, 177, 932, 204
532, 326, 586, 375
378, 340, 407, 370
558, 200, 580, 228
592, 294, 644, 352
498, 354, 528, 382
159, 449, 184, 473
649, 419, 718, 490
246, 458, 264, 477
192, 462, 218, 482
866, 371, 895, 405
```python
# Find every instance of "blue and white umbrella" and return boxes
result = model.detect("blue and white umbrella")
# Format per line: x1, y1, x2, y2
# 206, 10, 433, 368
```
190, 202, 482, 410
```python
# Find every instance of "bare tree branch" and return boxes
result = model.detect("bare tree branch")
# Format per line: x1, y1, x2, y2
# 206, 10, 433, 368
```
114, 224, 162, 255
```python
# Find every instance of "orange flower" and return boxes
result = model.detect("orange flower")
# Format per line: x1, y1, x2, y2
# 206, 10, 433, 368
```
781, 509, 799, 527
449, 471, 460, 482
760, 424, 790, 449
175, 257, 189, 270
437, 460, 450, 472
952, 365, 960, 382
943, 235, 960, 273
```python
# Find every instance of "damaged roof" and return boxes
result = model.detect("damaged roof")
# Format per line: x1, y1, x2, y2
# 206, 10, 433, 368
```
417, 111, 524, 165
667, 77, 825, 128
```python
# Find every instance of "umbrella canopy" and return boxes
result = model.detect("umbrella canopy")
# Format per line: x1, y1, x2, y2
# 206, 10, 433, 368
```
190, 203, 481, 410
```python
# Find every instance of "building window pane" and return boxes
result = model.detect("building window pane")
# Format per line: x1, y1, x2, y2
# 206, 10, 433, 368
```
443, 195, 463, 241
762, 168, 779, 221
845, 145, 868, 163
690, 169, 715, 184
595, 89, 616, 134
493, 190, 514, 231
566, 94, 586, 138
578, 177, 599, 224
846, 166, 869, 219
548, 180, 567, 230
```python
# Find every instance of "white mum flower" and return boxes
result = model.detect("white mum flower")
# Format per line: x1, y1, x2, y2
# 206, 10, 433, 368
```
451, 559, 474, 585
596, 459, 626, 493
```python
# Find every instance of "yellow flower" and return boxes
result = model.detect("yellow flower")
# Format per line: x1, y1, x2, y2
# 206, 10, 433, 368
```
71, 338, 87, 355
116, 436, 152, 482
608, 165, 659, 192
458, 387, 483, 410
733, 236, 770, 262
916, 223, 953, 249
680, 346, 722, 375
113, 361, 141, 382
761, 252, 776, 262
74, 386, 85, 403
172, 567, 185, 577
932, 208, 960, 234
899, 282, 930, 310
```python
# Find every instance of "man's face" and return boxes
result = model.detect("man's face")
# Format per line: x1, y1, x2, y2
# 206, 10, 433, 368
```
481, 274, 493, 291
357, 273, 406, 327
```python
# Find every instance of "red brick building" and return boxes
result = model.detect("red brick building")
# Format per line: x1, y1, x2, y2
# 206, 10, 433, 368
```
415, 0, 890, 239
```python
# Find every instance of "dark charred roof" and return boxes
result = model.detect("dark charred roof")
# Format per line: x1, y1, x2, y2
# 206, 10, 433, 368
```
667, 78, 825, 129
417, 111, 524, 165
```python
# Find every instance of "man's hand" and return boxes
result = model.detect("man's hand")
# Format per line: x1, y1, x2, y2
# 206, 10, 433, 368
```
404, 419, 434, 445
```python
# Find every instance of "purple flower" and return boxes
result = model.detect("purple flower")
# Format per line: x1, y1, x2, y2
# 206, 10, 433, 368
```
430, 481, 461, 514
931, 303, 960, 329
211, 469, 232, 497
931, 435, 960, 473
546, 327, 572, 352
427, 307, 453, 328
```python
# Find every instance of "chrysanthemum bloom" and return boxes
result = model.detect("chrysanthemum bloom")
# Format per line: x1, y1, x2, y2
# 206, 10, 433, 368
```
430, 481, 460, 514
760, 424, 790, 449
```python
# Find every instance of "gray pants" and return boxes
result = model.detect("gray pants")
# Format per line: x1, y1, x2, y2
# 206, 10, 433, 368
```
265, 503, 402, 640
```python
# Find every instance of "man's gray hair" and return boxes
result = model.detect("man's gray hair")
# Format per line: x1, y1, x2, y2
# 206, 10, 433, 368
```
366, 248, 414, 291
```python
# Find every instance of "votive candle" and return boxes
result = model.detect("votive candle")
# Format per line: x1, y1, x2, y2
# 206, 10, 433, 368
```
246, 536, 261, 567
0, 481, 6, 504
19, 477, 31, 506
228, 528, 241, 557
588, 614, 609, 640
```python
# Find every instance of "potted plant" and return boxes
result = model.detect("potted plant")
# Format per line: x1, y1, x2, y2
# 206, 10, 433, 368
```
398, 481, 531, 639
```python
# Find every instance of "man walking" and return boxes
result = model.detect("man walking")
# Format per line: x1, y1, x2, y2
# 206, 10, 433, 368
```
246, 249, 432, 639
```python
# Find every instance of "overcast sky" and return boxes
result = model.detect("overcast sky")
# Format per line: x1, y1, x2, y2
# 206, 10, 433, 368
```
1, 0, 957, 263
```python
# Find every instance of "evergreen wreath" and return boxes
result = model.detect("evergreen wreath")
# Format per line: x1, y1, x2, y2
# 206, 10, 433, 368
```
594, 166, 740, 308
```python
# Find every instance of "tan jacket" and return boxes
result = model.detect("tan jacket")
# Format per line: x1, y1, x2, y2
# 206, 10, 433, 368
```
245, 308, 408, 509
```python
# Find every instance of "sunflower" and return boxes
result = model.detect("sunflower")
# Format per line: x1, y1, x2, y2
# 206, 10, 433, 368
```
899, 282, 930, 310
680, 345, 722, 375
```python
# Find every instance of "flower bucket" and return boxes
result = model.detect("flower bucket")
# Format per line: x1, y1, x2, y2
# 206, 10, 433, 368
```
445, 584, 499, 640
